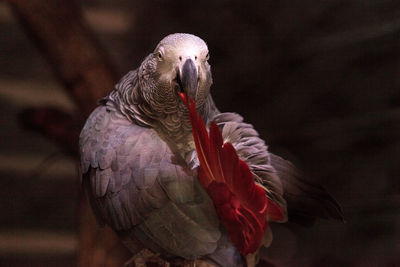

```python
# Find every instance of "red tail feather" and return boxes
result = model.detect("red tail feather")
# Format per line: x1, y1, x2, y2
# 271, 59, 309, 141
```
180, 93, 284, 255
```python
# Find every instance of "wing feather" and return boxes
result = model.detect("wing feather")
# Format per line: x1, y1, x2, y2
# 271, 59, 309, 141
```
210, 112, 343, 226
211, 112, 288, 220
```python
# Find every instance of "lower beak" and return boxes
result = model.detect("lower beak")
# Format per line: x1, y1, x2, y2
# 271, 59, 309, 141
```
179, 58, 198, 99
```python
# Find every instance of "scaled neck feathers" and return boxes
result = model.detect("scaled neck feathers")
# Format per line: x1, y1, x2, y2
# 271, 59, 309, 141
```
105, 60, 220, 155
106, 69, 155, 128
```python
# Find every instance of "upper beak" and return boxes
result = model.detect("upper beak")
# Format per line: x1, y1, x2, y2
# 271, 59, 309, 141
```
178, 58, 198, 99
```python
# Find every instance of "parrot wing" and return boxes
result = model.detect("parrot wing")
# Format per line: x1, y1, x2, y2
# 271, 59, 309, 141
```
180, 94, 284, 256
210, 112, 343, 226
79, 103, 221, 259
211, 112, 288, 221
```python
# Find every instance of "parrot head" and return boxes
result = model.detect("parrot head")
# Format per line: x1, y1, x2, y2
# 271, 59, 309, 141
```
139, 33, 213, 110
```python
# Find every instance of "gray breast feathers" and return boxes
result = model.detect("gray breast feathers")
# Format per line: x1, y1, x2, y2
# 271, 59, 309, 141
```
79, 104, 221, 259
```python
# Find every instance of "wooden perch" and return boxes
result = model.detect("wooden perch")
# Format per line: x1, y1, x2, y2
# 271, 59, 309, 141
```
6, 0, 130, 266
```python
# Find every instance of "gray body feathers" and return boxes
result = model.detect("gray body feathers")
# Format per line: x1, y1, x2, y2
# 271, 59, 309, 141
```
80, 81, 343, 266
80, 102, 226, 261
80, 33, 342, 267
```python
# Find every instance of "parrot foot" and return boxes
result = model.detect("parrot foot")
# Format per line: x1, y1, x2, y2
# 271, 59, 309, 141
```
122, 248, 167, 267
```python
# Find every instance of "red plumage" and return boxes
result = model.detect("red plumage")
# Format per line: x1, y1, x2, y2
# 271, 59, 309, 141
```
180, 93, 284, 256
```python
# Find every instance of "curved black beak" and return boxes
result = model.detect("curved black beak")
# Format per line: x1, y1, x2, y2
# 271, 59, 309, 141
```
179, 58, 198, 99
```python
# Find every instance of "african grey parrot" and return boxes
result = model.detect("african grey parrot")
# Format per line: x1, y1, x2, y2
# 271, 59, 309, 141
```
79, 33, 343, 267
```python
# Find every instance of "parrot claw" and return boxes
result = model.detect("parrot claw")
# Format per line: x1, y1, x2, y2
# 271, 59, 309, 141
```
122, 248, 166, 267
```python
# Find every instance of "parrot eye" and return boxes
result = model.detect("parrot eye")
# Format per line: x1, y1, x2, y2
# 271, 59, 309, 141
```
157, 51, 163, 60
205, 53, 210, 61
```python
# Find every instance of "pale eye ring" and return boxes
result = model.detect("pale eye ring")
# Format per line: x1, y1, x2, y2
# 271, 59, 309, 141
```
205, 52, 210, 60
157, 52, 163, 59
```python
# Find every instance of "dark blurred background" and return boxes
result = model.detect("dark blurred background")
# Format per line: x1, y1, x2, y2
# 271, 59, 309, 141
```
0, 0, 399, 266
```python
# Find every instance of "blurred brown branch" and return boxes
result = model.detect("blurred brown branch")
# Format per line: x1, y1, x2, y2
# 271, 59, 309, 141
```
8, 0, 117, 116
18, 107, 80, 155
6, 0, 130, 266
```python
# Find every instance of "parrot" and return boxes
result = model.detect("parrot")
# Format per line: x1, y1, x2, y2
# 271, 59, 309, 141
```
79, 33, 343, 267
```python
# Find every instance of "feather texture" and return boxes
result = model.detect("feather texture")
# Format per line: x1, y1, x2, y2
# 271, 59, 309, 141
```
212, 112, 287, 219
180, 93, 284, 256
79, 103, 222, 259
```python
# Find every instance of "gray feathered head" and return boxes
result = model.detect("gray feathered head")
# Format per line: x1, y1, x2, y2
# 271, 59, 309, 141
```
139, 33, 213, 111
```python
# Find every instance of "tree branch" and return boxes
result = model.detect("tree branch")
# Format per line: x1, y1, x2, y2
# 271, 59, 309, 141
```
8, 0, 118, 116
6, 0, 129, 266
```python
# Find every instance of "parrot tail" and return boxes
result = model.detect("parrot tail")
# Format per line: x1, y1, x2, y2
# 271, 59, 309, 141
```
180, 93, 284, 256
270, 154, 345, 226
